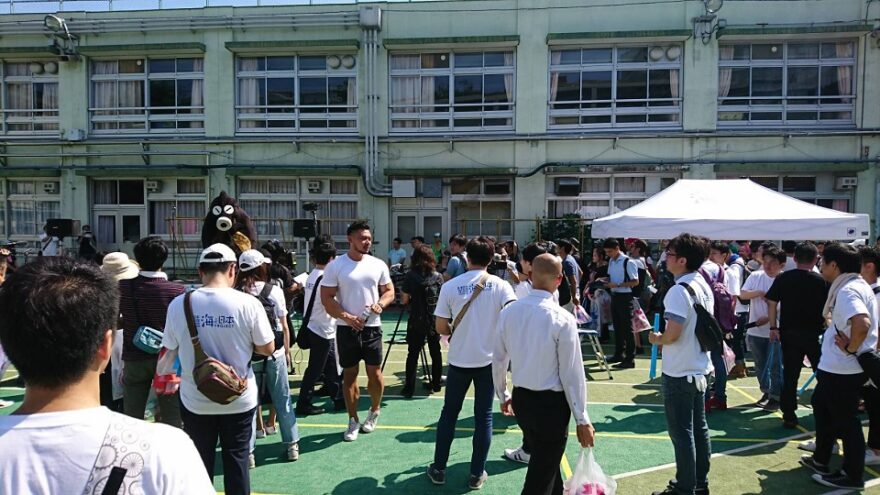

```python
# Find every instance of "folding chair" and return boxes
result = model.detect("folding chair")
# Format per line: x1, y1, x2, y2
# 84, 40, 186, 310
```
578, 310, 613, 380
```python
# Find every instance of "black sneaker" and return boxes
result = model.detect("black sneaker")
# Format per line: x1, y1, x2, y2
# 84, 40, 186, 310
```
468, 471, 488, 490
652, 480, 709, 495
315, 387, 332, 397
613, 361, 635, 369
799, 455, 832, 476
426, 465, 446, 485
811, 471, 864, 490
754, 393, 769, 408
606, 355, 624, 364
762, 399, 780, 412
295, 405, 325, 417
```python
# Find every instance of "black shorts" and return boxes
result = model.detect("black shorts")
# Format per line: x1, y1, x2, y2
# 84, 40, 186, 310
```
336, 326, 383, 369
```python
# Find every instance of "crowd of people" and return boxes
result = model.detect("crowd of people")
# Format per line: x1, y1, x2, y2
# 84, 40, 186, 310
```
3, 222, 880, 494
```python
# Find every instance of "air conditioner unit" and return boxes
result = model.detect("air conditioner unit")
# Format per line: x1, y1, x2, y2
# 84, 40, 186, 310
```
306, 180, 324, 193
555, 178, 581, 197
145, 180, 162, 193
834, 176, 858, 190
40, 181, 58, 194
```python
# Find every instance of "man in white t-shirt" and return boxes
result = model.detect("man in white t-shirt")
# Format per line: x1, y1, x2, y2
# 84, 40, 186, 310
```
161, 243, 275, 495
800, 243, 878, 491
0, 257, 214, 495
39, 224, 60, 257
427, 236, 517, 490
739, 244, 785, 411
648, 233, 713, 495
320, 221, 394, 442
858, 247, 880, 466
297, 242, 344, 415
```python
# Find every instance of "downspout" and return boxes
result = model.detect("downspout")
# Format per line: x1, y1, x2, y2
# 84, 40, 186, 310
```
360, 7, 391, 197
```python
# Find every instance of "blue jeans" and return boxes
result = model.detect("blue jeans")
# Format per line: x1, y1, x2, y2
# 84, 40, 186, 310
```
662, 374, 711, 495
705, 348, 727, 402
748, 335, 782, 401
432, 364, 494, 477
251, 352, 300, 450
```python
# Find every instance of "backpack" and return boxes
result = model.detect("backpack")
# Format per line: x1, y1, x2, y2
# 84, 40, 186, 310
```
624, 258, 649, 299
418, 273, 443, 335
254, 283, 282, 349
678, 282, 725, 352
558, 272, 572, 306
697, 266, 737, 333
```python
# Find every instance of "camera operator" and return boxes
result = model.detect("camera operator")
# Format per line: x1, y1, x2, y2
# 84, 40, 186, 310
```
491, 244, 519, 289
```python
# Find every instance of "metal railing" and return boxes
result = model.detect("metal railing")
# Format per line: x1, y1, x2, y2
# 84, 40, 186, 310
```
0, 0, 444, 14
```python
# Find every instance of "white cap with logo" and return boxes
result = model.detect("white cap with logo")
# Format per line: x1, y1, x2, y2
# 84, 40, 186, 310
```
198, 243, 237, 264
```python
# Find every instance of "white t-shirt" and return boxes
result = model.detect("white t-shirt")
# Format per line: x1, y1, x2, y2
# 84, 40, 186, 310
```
515, 278, 560, 303
741, 270, 777, 338
321, 253, 392, 327
434, 269, 517, 368
783, 257, 798, 272
819, 277, 879, 375
247, 281, 287, 357
162, 287, 274, 415
39, 233, 59, 256
728, 260, 749, 313
661, 271, 714, 377
305, 268, 337, 339
0, 407, 215, 495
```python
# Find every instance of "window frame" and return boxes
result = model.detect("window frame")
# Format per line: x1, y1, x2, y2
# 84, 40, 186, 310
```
449, 178, 514, 237
234, 55, 358, 134
717, 40, 856, 127
545, 174, 678, 219
547, 44, 683, 131
89, 57, 205, 134
719, 174, 852, 212
0, 60, 60, 136
1, 178, 62, 242
388, 50, 516, 133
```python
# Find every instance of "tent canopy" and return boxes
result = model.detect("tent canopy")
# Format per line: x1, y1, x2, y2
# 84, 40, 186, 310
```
590, 179, 870, 241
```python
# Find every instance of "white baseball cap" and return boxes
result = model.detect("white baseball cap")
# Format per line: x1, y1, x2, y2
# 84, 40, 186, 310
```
198, 243, 237, 264
238, 249, 271, 272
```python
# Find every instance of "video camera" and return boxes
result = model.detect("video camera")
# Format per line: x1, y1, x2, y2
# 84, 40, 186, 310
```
488, 252, 508, 272
261, 239, 297, 272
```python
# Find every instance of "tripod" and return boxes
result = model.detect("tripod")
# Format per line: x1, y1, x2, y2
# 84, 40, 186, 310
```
381, 306, 432, 387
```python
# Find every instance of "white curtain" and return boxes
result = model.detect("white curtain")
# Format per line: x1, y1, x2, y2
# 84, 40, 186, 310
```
93, 181, 117, 204
346, 76, 357, 127
549, 51, 563, 103
329, 200, 357, 236
189, 58, 204, 127
92, 61, 117, 128
614, 177, 645, 193
6, 83, 28, 110
718, 46, 735, 98
390, 55, 420, 128
97, 215, 115, 245
836, 42, 854, 103
42, 83, 58, 111
238, 58, 261, 129
582, 177, 609, 193
9, 200, 35, 235
503, 52, 515, 125
152, 200, 202, 235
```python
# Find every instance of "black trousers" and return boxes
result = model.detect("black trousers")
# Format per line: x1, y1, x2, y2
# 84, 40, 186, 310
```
864, 385, 880, 450
403, 330, 443, 392
812, 370, 866, 482
780, 333, 821, 422
612, 293, 635, 362
297, 332, 342, 409
513, 387, 571, 495
181, 405, 256, 495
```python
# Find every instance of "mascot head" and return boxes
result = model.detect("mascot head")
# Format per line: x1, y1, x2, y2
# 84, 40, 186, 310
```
202, 191, 258, 255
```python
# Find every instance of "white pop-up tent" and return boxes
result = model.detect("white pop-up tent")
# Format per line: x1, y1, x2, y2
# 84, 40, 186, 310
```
590, 179, 870, 240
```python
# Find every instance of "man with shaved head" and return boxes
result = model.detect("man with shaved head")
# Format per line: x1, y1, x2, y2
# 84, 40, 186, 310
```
493, 253, 595, 495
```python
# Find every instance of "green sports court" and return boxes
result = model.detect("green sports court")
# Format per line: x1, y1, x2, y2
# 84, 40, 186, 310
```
2, 310, 879, 495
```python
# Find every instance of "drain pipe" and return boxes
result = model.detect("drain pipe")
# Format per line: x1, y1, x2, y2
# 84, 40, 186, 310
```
360, 7, 391, 197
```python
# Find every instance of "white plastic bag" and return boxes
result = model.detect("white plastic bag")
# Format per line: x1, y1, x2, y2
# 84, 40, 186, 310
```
563, 448, 617, 495
574, 304, 593, 326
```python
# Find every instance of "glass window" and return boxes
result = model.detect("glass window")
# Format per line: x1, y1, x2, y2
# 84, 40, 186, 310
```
236, 55, 357, 133
92, 180, 144, 205
1, 61, 60, 134
451, 179, 481, 195
3, 180, 61, 237
549, 45, 682, 129
718, 41, 855, 126
389, 50, 515, 132
782, 176, 816, 192
90, 58, 204, 133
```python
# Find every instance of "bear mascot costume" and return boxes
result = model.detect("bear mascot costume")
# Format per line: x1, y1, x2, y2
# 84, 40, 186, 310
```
201, 191, 258, 256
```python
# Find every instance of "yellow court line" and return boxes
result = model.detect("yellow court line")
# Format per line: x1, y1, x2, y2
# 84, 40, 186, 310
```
728, 382, 880, 479
561, 453, 573, 478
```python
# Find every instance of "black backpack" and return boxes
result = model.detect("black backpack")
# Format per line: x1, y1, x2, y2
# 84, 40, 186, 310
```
419, 273, 443, 335
558, 273, 572, 306
624, 257, 648, 299
678, 282, 724, 352
254, 283, 282, 349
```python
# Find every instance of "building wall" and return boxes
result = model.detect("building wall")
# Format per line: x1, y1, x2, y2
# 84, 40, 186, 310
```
0, 0, 877, 268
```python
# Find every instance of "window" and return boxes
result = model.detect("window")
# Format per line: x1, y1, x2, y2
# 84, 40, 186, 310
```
1, 61, 59, 134
90, 58, 204, 133
721, 175, 850, 212
389, 51, 515, 132
93, 180, 145, 205
549, 45, 682, 129
449, 178, 513, 236
149, 179, 208, 236
237, 177, 359, 251
1, 179, 61, 238
236, 55, 357, 133
718, 41, 855, 126
546, 174, 674, 218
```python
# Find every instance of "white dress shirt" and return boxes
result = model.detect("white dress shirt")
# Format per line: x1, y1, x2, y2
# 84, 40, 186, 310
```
493, 290, 591, 425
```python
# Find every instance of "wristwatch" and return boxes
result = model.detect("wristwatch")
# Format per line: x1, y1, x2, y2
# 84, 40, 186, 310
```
769, 326, 779, 331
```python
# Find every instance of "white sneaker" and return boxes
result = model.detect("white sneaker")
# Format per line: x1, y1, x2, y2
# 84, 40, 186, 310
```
255, 429, 266, 439
287, 442, 300, 462
343, 418, 360, 442
866, 449, 880, 466
265, 425, 277, 436
798, 440, 840, 455
0, 399, 13, 409
248, 453, 256, 469
503, 446, 531, 464
360, 409, 380, 434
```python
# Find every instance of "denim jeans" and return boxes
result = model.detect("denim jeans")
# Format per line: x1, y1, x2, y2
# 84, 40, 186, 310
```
747, 335, 782, 401
662, 374, 712, 495
250, 351, 300, 450
705, 347, 727, 402
432, 364, 494, 477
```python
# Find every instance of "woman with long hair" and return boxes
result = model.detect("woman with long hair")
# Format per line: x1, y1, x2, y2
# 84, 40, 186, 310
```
235, 250, 301, 462
400, 245, 444, 398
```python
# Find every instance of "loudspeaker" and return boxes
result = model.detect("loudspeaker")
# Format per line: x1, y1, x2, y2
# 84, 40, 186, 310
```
45, 218, 80, 239
293, 219, 320, 239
